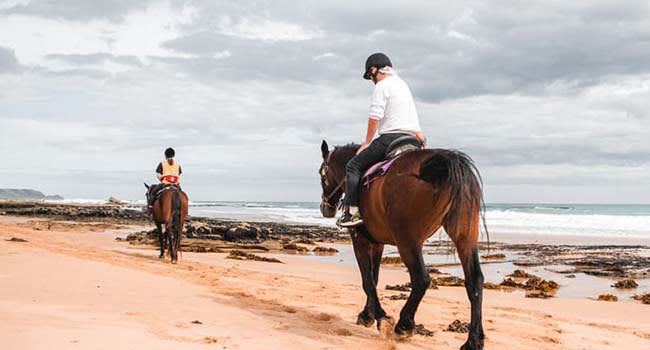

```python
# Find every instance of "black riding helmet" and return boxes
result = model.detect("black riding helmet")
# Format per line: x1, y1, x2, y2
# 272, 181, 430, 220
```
164, 147, 175, 158
363, 53, 392, 80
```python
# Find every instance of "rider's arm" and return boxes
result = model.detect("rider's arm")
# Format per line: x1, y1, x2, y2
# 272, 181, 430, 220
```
155, 163, 163, 182
413, 131, 426, 146
364, 118, 380, 144
357, 118, 380, 154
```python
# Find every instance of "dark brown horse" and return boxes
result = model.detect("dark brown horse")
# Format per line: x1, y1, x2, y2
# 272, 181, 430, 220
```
144, 184, 189, 263
319, 140, 487, 350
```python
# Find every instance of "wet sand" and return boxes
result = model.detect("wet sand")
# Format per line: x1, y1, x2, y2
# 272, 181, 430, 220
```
1, 215, 650, 350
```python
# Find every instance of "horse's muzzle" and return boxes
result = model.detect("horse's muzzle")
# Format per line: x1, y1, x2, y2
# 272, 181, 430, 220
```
320, 201, 337, 218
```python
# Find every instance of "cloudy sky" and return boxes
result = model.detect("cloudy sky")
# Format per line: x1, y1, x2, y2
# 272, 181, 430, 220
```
1, 0, 649, 203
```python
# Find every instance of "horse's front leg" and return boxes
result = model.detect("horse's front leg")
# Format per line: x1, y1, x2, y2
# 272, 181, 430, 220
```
351, 227, 390, 329
156, 223, 164, 258
394, 243, 431, 338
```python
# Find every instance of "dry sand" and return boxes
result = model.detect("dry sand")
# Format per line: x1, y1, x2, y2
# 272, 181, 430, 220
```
1, 216, 649, 350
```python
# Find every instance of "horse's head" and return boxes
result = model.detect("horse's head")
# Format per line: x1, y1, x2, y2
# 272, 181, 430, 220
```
318, 140, 358, 218
144, 183, 153, 203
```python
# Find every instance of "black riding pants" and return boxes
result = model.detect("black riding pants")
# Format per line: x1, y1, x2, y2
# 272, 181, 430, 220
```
344, 133, 410, 207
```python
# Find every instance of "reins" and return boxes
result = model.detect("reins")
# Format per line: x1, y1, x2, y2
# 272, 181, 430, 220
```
321, 152, 346, 210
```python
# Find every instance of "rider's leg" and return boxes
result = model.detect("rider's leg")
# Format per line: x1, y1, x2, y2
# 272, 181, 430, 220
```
339, 135, 399, 226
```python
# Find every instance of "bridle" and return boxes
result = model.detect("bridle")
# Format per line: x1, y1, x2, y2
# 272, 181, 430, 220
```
320, 153, 346, 211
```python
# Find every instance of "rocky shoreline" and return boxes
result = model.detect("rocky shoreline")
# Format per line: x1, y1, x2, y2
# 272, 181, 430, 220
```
0, 200, 348, 251
3, 200, 649, 298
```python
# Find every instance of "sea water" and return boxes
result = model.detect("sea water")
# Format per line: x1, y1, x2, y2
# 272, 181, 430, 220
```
186, 201, 650, 240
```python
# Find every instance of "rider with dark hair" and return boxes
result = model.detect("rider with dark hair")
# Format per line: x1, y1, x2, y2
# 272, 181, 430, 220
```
148, 147, 183, 208
338, 53, 425, 227
156, 147, 182, 184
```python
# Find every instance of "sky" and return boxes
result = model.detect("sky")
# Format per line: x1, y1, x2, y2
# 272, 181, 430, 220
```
1, 0, 649, 203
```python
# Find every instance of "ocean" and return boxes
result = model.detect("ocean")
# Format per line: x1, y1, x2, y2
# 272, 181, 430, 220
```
55, 199, 650, 241
184, 201, 650, 240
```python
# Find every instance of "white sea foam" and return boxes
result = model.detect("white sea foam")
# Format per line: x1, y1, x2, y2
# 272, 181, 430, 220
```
487, 210, 650, 238
42, 199, 650, 239
189, 202, 650, 239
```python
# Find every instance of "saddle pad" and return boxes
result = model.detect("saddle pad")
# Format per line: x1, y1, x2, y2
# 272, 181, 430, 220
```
154, 184, 180, 201
362, 156, 400, 187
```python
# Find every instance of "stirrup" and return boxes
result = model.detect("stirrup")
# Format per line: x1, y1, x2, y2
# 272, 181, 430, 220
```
337, 212, 363, 227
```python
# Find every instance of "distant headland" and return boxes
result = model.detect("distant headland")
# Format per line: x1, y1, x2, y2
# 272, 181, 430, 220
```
0, 188, 63, 201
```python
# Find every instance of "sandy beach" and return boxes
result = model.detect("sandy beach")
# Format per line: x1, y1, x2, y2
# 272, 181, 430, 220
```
1, 212, 649, 350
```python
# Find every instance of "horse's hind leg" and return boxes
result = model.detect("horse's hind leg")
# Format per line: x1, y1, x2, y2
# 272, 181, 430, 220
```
446, 221, 484, 350
156, 223, 164, 258
394, 242, 431, 338
168, 224, 178, 263
351, 227, 389, 329
165, 224, 175, 263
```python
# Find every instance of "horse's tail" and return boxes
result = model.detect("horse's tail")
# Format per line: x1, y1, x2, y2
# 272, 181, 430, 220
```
171, 190, 182, 248
419, 150, 489, 249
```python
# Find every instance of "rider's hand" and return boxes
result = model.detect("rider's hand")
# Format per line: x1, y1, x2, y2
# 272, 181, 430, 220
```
356, 143, 370, 155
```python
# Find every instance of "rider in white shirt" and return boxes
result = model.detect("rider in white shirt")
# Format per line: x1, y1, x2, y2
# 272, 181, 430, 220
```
338, 53, 425, 227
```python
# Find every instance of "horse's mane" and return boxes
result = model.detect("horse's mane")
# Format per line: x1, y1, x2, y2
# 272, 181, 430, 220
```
330, 143, 360, 166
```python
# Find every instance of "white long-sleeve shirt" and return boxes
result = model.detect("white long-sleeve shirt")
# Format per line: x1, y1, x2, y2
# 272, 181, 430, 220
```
369, 74, 422, 135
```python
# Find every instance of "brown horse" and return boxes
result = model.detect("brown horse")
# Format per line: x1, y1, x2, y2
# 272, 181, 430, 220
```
319, 140, 487, 350
144, 184, 189, 263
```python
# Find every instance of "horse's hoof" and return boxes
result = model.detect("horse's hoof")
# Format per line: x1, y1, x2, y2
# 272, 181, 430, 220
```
393, 319, 415, 340
460, 339, 484, 350
377, 316, 395, 338
158, 255, 164, 259
356, 312, 374, 328
171, 260, 178, 265
394, 325, 414, 340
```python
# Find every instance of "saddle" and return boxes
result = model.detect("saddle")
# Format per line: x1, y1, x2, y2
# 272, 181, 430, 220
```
362, 135, 422, 186
147, 184, 181, 207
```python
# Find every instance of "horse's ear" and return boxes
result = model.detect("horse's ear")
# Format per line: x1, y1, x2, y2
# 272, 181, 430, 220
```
321, 140, 329, 159
144, 183, 150, 190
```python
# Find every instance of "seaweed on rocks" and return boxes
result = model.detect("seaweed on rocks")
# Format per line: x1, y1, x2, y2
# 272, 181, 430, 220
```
380, 256, 402, 264
312, 246, 339, 254
434, 276, 465, 287
385, 283, 411, 291
500, 278, 524, 288
507, 269, 538, 279
597, 294, 618, 302
481, 253, 506, 260
226, 250, 282, 263
611, 279, 638, 289
282, 243, 309, 253
414, 324, 435, 337
525, 290, 555, 299
483, 282, 501, 290
426, 267, 447, 275
525, 278, 559, 292
632, 293, 650, 304
386, 293, 409, 300
446, 320, 470, 333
